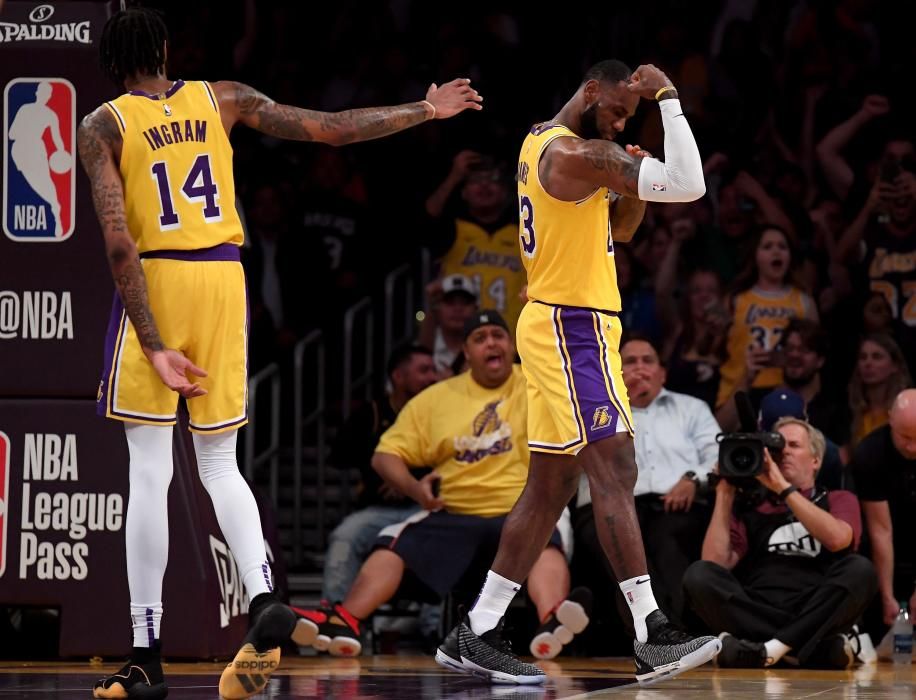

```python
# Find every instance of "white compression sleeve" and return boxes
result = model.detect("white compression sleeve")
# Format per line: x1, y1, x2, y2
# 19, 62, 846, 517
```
636, 98, 705, 202
193, 430, 274, 598
124, 423, 174, 647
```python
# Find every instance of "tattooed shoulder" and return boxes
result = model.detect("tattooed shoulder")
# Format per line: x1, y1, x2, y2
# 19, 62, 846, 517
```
77, 107, 120, 173
230, 81, 269, 116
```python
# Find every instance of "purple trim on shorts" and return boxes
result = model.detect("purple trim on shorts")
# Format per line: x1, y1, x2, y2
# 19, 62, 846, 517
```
97, 293, 125, 418
140, 243, 240, 262
553, 308, 585, 445
592, 311, 634, 434
129, 79, 186, 100
97, 292, 175, 424
146, 607, 155, 647
528, 437, 584, 452
558, 307, 622, 439
189, 414, 248, 433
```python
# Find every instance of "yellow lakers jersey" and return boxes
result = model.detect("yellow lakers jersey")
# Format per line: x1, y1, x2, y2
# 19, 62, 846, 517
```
517, 123, 620, 311
103, 80, 242, 252
375, 365, 529, 517
440, 218, 526, 336
717, 286, 815, 405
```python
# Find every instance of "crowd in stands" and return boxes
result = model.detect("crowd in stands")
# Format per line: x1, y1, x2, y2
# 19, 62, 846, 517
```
152, 0, 915, 664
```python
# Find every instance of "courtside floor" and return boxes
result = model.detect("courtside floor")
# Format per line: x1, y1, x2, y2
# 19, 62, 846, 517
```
1, 656, 915, 698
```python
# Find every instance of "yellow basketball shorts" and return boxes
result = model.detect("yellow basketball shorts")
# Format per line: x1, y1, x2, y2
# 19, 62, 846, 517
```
97, 244, 248, 434
517, 301, 634, 455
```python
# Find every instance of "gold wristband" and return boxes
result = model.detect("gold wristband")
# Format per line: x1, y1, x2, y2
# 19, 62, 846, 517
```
655, 85, 676, 101
421, 99, 436, 119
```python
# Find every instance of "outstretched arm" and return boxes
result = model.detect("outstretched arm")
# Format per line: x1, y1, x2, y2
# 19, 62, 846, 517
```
816, 95, 889, 199
77, 107, 206, 398
214, 78, 482, 144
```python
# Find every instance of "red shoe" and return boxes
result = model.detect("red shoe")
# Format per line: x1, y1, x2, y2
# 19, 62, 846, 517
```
291, 601, 363, 656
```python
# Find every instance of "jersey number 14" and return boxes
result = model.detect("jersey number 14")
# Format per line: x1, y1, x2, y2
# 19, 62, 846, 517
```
151, 154, 222, 231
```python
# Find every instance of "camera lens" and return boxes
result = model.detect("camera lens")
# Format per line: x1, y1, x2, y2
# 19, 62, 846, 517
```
730, 446, 758, 475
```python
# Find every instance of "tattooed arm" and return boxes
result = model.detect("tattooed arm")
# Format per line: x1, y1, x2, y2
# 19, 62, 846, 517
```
543, 137, 644, 199
77, 107, 207, 398
213, 78, 482, 144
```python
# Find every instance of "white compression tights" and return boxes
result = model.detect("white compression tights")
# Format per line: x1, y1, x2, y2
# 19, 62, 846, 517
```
125, 424, 173, 648
124, 425, 273, 648
192, 430, 273, 600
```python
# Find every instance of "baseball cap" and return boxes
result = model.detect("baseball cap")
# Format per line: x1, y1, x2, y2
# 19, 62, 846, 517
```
441, 273, 479, 301
463, 309, 509, 340
759, 389, 807, 431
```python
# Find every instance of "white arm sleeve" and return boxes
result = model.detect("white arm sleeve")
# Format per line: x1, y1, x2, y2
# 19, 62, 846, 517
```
636, 98, 706, 202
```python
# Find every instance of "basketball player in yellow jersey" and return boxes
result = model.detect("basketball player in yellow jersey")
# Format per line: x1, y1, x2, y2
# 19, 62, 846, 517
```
77, 8, 481, 700
437, 61, 720, 686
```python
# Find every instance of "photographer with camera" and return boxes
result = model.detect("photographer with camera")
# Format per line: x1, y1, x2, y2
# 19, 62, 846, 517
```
683, 417, 876, 668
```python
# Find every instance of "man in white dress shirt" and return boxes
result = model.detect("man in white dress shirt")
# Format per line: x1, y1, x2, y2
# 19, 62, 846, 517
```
575, 334, 720, 631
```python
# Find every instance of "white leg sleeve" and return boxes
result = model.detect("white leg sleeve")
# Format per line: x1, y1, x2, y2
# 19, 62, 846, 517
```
124, 424, 174, 647
637, 98, 706, 202
192, 430, 274, 599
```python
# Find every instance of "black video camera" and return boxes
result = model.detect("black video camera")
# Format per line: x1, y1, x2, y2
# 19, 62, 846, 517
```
713, 391, 785, 494
717, 431, 785, 481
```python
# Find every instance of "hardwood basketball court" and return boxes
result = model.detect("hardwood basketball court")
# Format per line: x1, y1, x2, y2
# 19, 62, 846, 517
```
1, 656, 913, 698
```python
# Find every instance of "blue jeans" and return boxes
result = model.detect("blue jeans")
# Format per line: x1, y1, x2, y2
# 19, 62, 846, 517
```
322, 503, 421, 602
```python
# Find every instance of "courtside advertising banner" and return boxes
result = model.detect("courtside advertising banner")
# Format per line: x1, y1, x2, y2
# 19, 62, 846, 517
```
0, 403, 253, 657
0, 2, 115, 397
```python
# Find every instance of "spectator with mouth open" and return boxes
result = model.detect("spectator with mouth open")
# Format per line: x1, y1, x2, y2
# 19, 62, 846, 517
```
716, 225, 819, 431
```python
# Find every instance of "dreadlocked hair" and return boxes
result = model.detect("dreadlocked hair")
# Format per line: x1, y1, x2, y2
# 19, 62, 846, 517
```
100, 7, 168, 86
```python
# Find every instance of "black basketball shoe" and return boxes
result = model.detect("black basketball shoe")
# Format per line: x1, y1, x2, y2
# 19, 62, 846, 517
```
715, 632, 768, 668
633, 609, 721, 685
436, 616, 545, 685
219, 592, 297, 700
529, 587, 592, 659
92, 642, 168, 699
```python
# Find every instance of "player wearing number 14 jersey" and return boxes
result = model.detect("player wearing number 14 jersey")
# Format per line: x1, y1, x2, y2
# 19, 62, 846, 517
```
78, 8, 481, 700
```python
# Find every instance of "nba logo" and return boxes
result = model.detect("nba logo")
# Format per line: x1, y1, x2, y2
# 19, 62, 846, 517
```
3, 78, 76, 242
0, 431, 9, 578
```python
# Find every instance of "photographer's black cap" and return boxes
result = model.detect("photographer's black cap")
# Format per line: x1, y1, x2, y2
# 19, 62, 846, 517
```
463, 309, 509, 340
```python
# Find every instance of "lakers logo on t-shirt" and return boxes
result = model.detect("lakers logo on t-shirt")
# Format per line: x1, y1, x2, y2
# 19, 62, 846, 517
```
591, 406, 611, 431
473, 400, 502, 436
455, 400, 513, 463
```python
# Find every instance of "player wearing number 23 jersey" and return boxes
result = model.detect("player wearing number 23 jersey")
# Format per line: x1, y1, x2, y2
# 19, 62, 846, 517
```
516, 122, 635, 454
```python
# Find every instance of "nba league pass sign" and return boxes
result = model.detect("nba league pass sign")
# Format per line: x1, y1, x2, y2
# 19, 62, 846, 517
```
3, 77, 76, 241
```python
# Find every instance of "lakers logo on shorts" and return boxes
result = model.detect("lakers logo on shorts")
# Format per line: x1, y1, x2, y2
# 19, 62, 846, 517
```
591, 406, 611, 431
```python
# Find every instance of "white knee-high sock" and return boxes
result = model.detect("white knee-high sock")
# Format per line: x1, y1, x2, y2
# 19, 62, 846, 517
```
125, 424, 174, 648
193, 430, 273, 599
468, 570, 521, 635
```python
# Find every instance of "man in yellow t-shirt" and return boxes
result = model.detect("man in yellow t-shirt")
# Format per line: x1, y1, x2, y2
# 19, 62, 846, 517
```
292, 311, 590, 660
